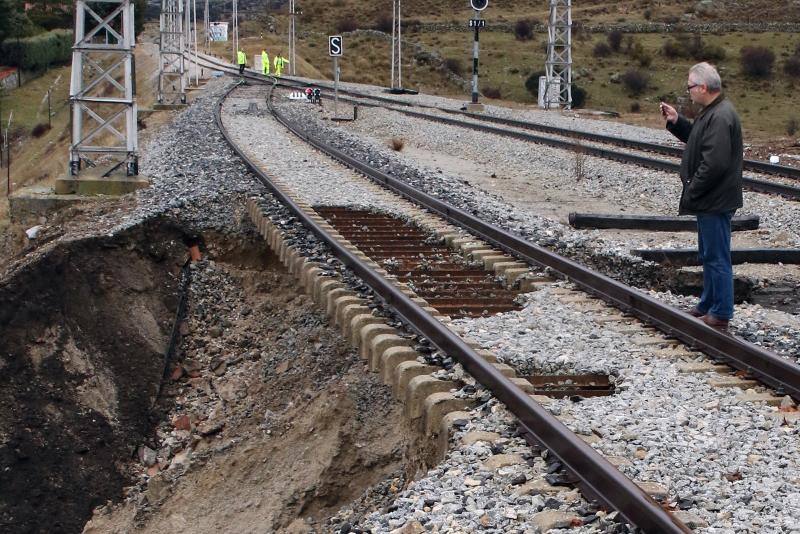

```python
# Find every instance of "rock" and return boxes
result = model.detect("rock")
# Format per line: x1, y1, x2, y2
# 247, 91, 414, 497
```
183, 359, 202, 378
514, 478, 566, 496
210, 358, 227, 376
25, 225, 43, 240
170, 365, 185, 381
173, 414, 192, 431
462, 430, 501, 446
464, 477, 482, 487
511, 473, 527, 486
169, 449, 192, 470
780, 395, 797, 411
531, 511, 581, 531
198, 420, 224, 437
673, 510, 709, 528
482, 453, 523, 470
275, 360, 291, 374
209, 326, 223, 338
389, 520, 425, 534
138, 445, 157, 467
145, 475, 171, 504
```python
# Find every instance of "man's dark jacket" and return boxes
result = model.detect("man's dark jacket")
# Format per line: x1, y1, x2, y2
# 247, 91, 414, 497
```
666, 95, 743, 215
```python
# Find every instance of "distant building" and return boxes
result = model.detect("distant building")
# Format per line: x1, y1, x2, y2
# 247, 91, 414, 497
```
23, 2, 70, 11
0, 67, 19, 90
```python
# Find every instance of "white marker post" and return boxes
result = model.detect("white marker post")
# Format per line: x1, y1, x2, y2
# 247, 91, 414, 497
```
469, 0, 488, 107
329, 35, 343, 118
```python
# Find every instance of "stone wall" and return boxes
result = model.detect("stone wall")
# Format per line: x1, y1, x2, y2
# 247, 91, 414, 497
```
406, 21, 800, 34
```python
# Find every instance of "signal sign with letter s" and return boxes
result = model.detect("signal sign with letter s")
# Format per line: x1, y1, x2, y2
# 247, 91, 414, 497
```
329, 35, 343, 57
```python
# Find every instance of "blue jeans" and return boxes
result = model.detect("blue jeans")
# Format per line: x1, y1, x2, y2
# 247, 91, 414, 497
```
696, 211, 734, 320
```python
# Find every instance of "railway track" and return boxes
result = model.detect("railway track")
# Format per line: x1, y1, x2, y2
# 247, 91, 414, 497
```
215, 81, 800, 532
188, 52, 800, 200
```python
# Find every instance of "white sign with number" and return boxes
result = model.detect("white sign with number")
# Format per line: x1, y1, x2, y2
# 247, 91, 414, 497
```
329, 35, 343, 57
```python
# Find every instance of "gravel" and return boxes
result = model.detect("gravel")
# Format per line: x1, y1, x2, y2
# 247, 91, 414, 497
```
220, 83, 800, 533
446, 285, 800, 533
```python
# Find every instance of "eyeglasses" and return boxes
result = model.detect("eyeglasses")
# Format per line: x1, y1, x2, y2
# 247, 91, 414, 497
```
686, 83, 701, 92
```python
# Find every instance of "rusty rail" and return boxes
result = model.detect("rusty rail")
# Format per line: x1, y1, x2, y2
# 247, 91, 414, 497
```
215, 82, 692, 533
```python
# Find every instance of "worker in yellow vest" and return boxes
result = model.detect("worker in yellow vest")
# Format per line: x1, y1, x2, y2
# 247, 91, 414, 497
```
261, 50, 270, 76
237, 49, 246, 75
273, 54, 289, 77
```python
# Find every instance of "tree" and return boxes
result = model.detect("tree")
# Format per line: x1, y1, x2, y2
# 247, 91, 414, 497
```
0, 0, 33, 44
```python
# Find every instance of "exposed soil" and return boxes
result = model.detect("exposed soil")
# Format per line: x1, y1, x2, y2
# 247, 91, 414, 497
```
0, 219, 189, 533
81, 233, 429, 534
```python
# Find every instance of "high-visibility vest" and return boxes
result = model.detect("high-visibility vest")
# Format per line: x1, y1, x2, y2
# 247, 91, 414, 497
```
274, 56, 289, 69
261, 51, 270, 73
237, 50, 246, 65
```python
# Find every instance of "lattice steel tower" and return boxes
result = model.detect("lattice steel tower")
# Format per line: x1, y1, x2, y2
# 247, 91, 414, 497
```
69, 0, 139, 176
158, 0, 186, 104
544, 0, 572, 109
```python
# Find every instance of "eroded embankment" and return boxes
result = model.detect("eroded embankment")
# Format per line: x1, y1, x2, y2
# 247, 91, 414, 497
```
0, 220, 189, 533
82, 233, 429, 534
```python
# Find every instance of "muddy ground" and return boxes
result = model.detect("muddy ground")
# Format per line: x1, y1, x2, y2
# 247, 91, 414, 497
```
0, 219, 188, 533
1, 218, 430, 533
79, 232, 428, 534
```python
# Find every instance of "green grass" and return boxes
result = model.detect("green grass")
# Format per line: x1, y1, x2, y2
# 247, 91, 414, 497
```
0, 65, 71, 136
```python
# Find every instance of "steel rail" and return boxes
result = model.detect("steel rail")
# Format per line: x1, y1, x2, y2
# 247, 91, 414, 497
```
327, 94, 800, 200
258, 84, 800, 402
215, 81, 691, 534
201, 59, 800, 397
191, 50, 800, 182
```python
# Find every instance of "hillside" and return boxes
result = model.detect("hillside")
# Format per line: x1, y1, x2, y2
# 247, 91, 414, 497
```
229, 0, 800, 144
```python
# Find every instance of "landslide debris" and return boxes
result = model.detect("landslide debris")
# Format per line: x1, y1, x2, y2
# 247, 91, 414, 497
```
0, 220, 188, 533
83, 236, 424, 534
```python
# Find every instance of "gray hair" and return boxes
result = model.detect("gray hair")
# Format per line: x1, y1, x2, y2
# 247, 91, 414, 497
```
689, 62, 722, 92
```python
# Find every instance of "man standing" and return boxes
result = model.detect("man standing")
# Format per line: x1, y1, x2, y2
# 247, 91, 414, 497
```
261, 49, 270, 76
237, 48, 247, 75
660, 62, 743, 330
273, 53, 289, 77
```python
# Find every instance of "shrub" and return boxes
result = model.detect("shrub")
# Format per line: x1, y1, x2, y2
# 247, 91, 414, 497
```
702, 44, 727, 61
630, 41, 653, 67
643, 8, 653, 20
373, 14, 392, 33
27, 8, 72, 31
608, 30, 623, 52
514, 19, 533, 41
335, 15, 358, 33
621, 69, 649, 95
784, 55, 800, 78
571, 85, 587, 108
740, 46, 775, 78
524, 70, 546, 97
483, 86, 502, 99
630, 101, 641, 113
401, 19, 421, 32
788, 118, 799, 137
0, 29, 73, 70
662, 40, 683, 59
388, 137, 405, 151
593, 42, 612, 58
31, 123, 51, 137
444, 57, 464, 77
